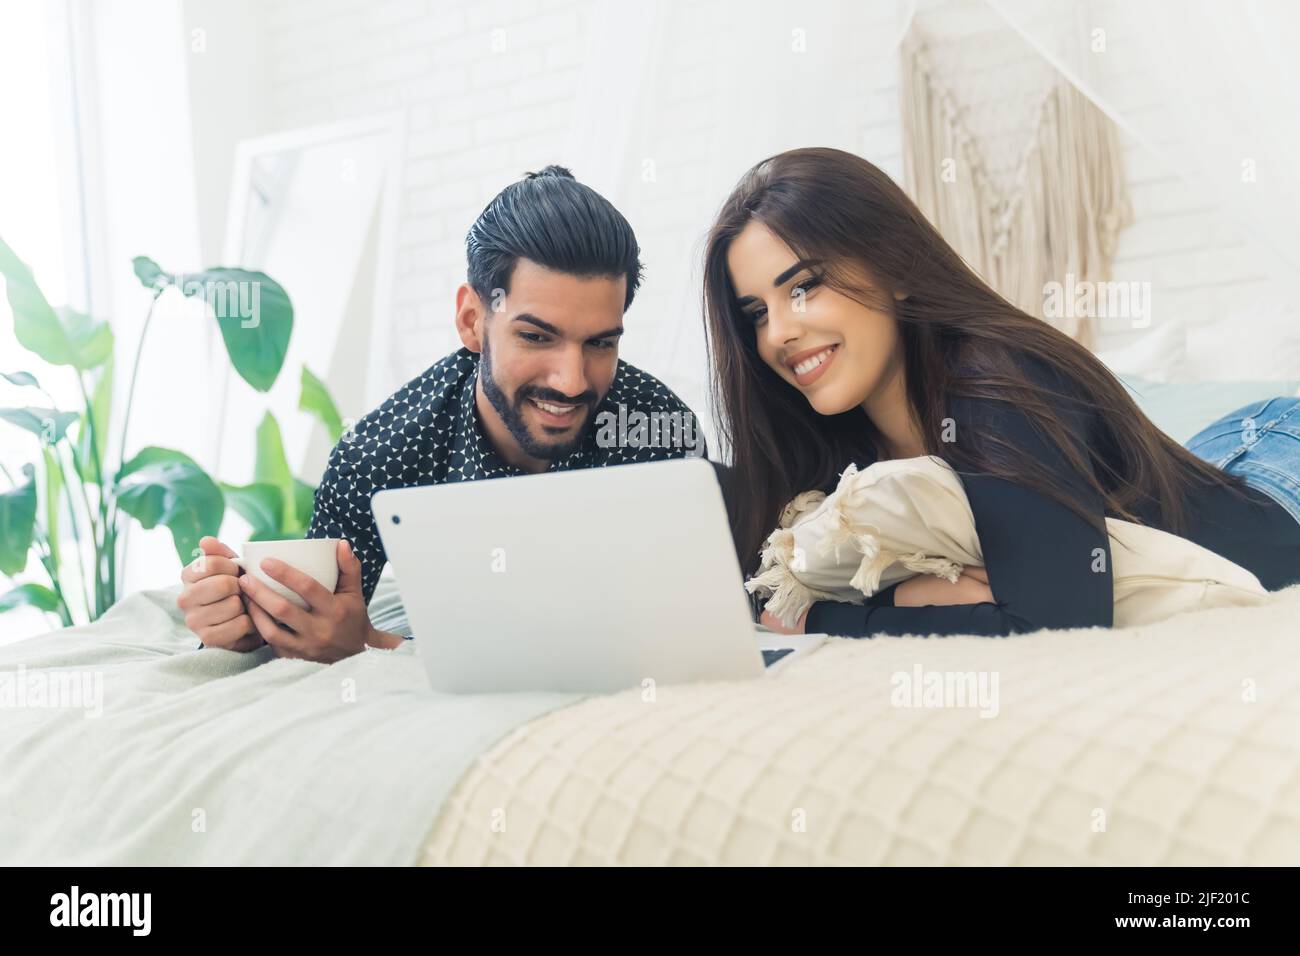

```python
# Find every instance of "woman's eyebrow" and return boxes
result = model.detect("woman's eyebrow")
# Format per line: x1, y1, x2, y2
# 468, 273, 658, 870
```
772, 258, 820, 287
736, 259, 821, 306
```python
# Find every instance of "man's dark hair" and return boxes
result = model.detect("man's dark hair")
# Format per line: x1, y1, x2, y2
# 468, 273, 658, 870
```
465, 165, 644, 312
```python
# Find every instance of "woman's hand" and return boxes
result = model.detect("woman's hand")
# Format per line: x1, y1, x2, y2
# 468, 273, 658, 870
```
760, 566, 992, 633
894, 566, 994, 608
760, 606, 810, 635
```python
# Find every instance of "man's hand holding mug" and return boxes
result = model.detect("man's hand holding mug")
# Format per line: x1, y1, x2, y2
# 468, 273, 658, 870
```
177, 536, 404, 661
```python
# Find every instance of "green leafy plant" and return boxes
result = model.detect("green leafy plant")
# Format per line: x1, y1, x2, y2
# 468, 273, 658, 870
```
0, 236, 294, 627
221, 366, 345, 541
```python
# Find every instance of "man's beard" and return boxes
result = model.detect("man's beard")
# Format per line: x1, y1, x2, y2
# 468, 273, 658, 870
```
479, 334, 596, 462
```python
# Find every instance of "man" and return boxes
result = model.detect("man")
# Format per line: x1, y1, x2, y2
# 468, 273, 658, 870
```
178, 166, 706, 662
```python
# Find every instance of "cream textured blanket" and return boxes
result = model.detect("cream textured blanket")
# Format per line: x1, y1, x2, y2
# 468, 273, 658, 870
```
419, 584, 1300, 866
4, 575, 1296, 866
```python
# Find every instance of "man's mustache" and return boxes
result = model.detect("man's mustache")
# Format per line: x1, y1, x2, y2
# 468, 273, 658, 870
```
516, 386, 597, 409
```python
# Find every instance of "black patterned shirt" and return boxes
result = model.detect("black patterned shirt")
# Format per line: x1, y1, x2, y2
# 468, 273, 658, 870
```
306, 347, 707, 606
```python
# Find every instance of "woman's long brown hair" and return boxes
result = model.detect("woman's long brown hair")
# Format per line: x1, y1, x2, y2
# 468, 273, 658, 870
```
703, 146, 1255, 577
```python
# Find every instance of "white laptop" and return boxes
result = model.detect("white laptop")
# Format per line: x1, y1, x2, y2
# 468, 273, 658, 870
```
371, 457, 823, 694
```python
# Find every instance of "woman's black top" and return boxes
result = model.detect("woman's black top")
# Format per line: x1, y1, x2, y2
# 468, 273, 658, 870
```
803, 355, 1300, 639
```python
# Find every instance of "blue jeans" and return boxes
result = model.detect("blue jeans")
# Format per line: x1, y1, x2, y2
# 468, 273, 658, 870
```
1184, 396, 1300, 527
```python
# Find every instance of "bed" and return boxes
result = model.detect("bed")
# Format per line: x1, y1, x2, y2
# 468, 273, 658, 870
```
2, 571, 1298, 866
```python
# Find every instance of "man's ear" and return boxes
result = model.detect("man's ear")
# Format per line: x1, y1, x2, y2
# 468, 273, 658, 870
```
454, 283, 486, 352
893, 288, 909, 301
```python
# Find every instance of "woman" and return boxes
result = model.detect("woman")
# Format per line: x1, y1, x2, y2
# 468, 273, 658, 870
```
702, 147, 1300, 638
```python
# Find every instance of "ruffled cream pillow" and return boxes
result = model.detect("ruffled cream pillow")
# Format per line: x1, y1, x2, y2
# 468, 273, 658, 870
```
745, 456, 1270, 630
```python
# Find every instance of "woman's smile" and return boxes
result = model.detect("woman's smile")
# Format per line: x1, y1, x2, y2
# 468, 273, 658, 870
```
785, 343, 839, 386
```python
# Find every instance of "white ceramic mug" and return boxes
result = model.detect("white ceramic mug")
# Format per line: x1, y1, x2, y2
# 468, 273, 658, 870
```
234, 538, 340, 610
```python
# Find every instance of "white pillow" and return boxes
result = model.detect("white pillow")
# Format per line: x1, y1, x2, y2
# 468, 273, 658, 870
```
745, 456, 1269, 631
1184, 301, 1300, 382
1094, 320, 1187, 383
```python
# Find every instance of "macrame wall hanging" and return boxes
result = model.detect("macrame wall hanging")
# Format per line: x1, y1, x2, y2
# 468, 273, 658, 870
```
899, 15, 1132, 348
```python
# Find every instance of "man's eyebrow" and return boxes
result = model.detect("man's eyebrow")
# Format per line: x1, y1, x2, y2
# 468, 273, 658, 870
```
514, 313, 625, 339
736, 259, 822, 306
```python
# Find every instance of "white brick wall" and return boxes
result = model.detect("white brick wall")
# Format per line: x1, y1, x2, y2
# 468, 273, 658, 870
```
261, 0, 593, 391
255, 0, 1272, 406
897, 0, 1270, 364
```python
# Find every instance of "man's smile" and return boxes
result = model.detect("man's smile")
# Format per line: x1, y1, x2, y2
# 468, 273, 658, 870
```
526, 396, 585, 427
